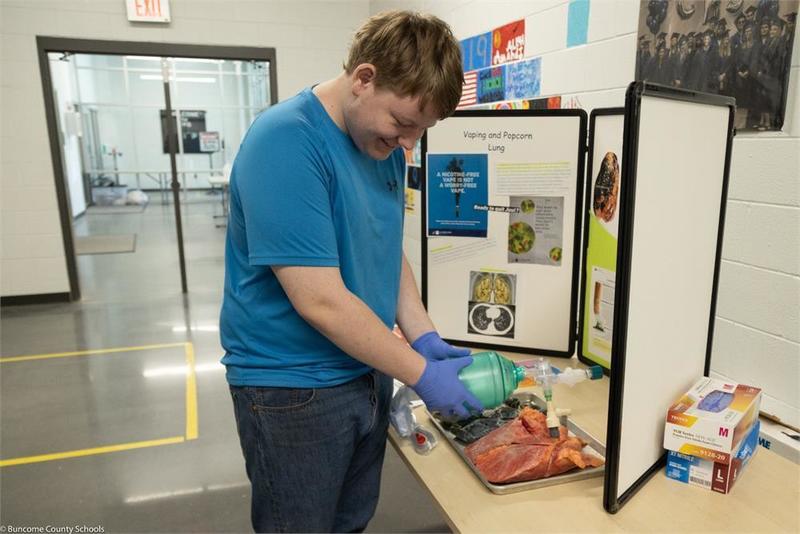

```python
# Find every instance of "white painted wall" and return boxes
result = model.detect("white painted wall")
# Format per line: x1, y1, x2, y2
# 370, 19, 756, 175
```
375, 0, 799, 428
0, 0, 369, 297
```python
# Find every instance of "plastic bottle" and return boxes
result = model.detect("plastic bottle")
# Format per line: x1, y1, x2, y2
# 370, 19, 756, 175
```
458, 351, 527, 409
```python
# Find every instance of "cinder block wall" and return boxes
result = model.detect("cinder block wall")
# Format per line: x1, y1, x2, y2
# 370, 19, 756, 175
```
373, 0, 799, 427
0, 0, 369, 296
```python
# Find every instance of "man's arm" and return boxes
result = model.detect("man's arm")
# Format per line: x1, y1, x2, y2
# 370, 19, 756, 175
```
394, 253, 434, 344
273, 262, 482, 418
272, 264, 425, 385
394, 253, 470, 361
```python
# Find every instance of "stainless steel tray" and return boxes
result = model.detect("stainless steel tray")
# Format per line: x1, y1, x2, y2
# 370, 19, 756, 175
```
427, 392, 605, 494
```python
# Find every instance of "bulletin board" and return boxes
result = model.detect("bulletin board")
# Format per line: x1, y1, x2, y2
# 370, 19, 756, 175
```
603, 83, 735, 513
422, 110, 587, 357
160, 109, 206, 154
578, 108, 625, 373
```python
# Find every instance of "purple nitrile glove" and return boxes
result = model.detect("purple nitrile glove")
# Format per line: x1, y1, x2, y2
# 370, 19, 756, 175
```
411, 331, 470, 361
411, 356, 483, 420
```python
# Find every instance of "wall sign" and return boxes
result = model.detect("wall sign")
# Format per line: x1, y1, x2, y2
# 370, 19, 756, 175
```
199, 131, 221, 152
505, 58, 541, 100
126, 0, 171, 23
461, 32, 493, 72
160, 110, 206, 154
492, 19, 526, 65
477, 66, 506, 104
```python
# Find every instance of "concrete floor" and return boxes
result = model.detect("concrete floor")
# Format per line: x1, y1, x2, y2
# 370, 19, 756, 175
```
0, 192, 450, 533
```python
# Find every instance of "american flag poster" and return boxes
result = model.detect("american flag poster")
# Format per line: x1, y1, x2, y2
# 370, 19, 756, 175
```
457, 70, 478, 109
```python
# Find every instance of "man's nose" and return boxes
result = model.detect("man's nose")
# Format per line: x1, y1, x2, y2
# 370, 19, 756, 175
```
398, 136, 416, 150
398, 129, 424, 150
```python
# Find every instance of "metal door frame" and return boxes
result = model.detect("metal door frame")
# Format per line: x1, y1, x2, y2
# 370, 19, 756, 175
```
36, 36, 277, 299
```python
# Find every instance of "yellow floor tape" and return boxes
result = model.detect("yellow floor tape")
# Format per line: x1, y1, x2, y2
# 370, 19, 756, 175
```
0, 342, 199, 467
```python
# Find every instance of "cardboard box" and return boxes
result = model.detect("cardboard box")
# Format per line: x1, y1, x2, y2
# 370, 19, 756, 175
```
758, 417, 800, 465
666, 420, 760, 494
664, 377, 761, 463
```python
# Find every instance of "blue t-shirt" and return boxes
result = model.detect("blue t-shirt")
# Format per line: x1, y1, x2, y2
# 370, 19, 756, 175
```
220, 87, 405, 388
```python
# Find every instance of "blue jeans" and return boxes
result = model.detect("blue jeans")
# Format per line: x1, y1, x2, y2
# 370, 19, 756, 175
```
229, 371, 393, 533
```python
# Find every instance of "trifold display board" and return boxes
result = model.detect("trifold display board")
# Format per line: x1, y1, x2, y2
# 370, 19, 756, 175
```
578, 109, 625, 372
422, 110, 586, 357
603, 84, 734, 512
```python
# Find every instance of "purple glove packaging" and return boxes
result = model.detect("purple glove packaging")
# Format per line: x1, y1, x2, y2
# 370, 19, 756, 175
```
664, 377, 761, 460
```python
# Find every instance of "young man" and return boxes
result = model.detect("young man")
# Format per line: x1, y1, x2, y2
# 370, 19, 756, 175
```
219, 11, 482, 533
731, 13, 746, 50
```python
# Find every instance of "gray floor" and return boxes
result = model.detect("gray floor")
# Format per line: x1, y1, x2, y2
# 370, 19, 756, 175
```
0, 192, 450, 533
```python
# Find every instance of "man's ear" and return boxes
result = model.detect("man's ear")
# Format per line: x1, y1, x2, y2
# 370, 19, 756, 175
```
351, 63, 377, 96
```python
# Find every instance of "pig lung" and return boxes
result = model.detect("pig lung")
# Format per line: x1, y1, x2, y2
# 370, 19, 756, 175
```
464, 408, 604, 484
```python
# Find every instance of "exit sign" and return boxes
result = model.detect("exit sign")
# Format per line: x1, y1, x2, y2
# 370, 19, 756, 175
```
126, 0, 171, 23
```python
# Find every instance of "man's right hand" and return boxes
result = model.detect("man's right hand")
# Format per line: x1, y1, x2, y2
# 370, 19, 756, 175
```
411, 330, 470, 361
411, 357, 483, 419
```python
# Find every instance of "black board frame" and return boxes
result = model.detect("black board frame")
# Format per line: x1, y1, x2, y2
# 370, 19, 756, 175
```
421, 109, 588, 357
602, 82, 735, 513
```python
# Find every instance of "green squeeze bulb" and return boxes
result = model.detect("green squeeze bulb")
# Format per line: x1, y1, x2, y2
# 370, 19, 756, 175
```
458, 351, 526, 410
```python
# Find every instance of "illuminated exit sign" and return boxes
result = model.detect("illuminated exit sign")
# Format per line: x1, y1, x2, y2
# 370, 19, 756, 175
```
126, 0, 171, 23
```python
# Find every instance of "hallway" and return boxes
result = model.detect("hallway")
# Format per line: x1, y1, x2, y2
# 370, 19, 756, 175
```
0, 194, 448, 532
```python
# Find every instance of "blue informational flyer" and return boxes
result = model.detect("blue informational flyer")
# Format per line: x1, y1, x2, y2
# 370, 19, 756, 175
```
427, 154, 488, 237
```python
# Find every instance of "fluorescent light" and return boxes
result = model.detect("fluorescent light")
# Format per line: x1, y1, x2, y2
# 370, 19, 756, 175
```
125, 482, 248, 504
142, 362, 224, 378
171, 57, 224, 64
139, 74, 217, 83
126, 56, 223, 64
171, 325, 219, 333
125, 55, 162, 62
125, 487, 204, 504
206, 482, 249, 492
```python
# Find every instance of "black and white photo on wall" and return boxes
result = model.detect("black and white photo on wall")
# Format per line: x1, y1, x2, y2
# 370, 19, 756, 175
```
636, 0, 797, 131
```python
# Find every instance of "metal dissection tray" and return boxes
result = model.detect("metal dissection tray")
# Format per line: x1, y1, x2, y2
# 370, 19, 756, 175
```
427, 392, 605, 494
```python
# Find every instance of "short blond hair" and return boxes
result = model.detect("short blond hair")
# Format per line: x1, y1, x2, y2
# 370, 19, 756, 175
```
345, 11, 463, 119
